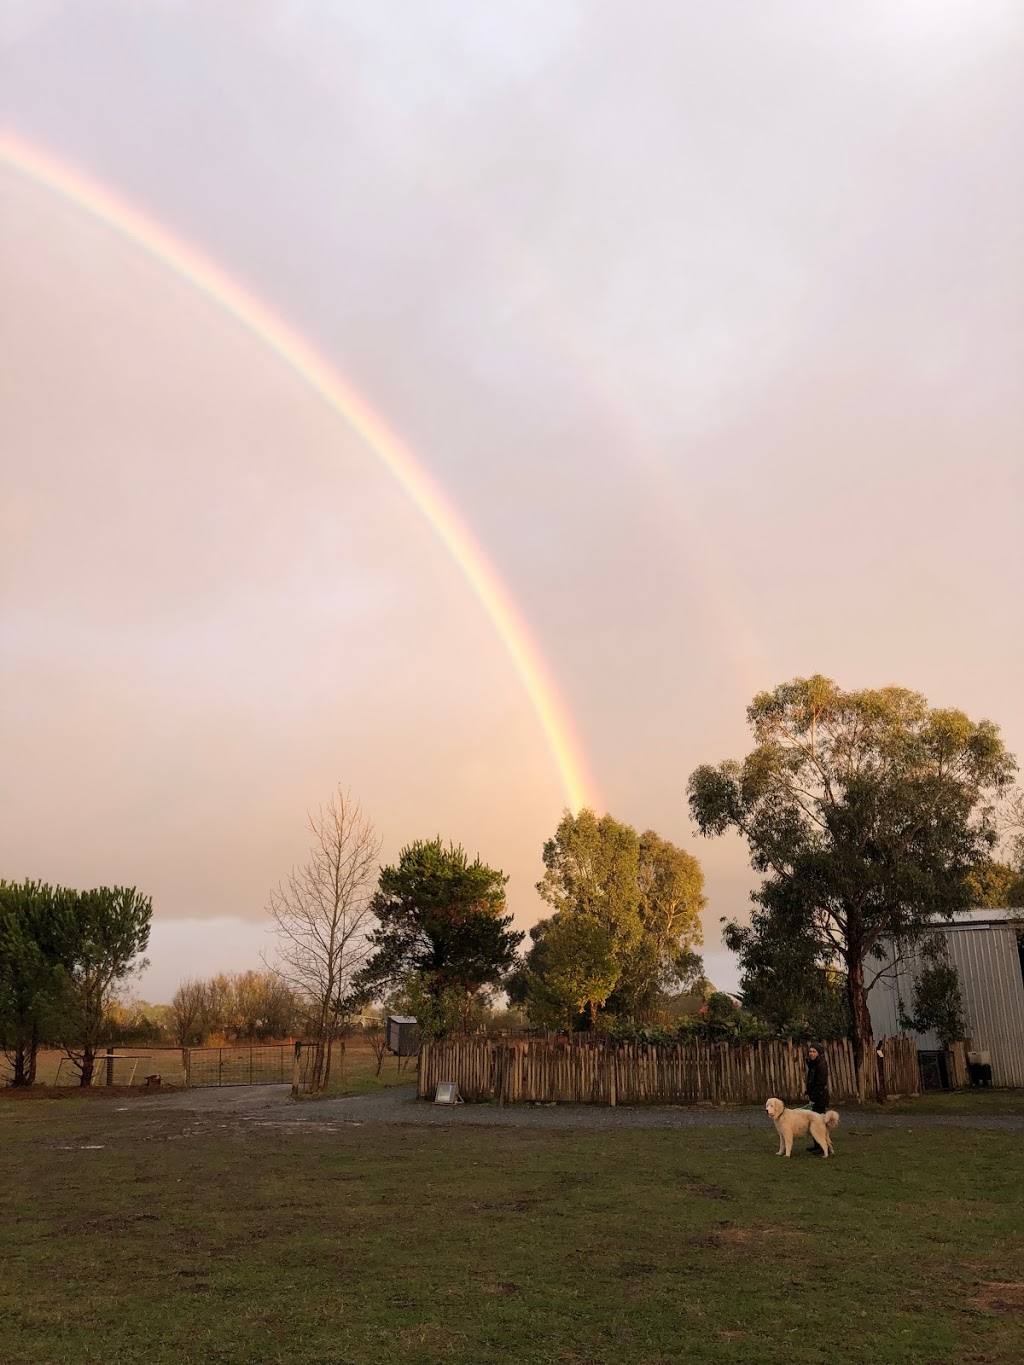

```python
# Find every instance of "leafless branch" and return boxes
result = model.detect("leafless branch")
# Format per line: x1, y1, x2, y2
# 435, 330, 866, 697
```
266, 787, 381, 1091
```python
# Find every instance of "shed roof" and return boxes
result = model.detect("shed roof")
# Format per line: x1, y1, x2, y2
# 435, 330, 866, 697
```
928, 908, 1023, 930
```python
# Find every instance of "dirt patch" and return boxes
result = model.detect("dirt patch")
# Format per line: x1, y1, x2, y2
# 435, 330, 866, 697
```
62, 1211, 163, 1236
710, 1225, 756, 1246
469, 1195, 540, 1213
967, 1282, 1024, 1315
677, 1172, 732, 1201
504, 1197, 539, 1212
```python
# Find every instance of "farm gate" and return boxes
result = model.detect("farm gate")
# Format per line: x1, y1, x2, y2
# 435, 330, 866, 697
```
183, 1044, 293, 1087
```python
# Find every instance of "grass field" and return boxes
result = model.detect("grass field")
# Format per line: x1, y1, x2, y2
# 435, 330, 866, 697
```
312, 1043, 416, 1098
11, 1041, 417, 1095
2, 1098, 1023, 1365
10, 1049, 189, 1088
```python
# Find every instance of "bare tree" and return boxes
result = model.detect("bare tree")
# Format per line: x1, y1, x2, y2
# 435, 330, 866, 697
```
201, 974, 233, 1040
267, 788, 380, 1093
172, 971, 301, 1056
229, 970, 300, 1041
366, 1026, 389, 1077
171, 978, 207, 1052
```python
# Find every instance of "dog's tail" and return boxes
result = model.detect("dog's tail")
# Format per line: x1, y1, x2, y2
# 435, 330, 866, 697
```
824, 1110, 840, 1129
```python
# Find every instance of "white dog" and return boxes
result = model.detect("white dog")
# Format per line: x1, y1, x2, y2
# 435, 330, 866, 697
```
765, 1097, 840, 1158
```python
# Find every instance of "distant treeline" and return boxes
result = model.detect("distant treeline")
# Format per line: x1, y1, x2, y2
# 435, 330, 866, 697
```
170, 971, 303, 1047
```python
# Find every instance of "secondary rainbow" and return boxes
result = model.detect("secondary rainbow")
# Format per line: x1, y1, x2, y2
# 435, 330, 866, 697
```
0, 129, 596, 813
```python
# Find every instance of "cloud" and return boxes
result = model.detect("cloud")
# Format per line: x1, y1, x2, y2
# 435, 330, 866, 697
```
135, 917, 280, 1003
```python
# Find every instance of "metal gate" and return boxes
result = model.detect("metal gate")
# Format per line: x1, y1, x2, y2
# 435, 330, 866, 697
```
184, 1045, 293, 1088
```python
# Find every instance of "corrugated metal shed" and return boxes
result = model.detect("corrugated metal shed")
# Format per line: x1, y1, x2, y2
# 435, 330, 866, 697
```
868, 911, 1024, 1086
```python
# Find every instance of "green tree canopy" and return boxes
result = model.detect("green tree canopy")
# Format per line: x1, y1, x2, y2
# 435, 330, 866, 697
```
517, 811, 705, 1027
965, 859, 1024, 909
537, 810, 642, 930
724, 912, 851, 1039
356, 839, 521, 1028
0, 880, 73, 1086
620, 829, 706, 1015
509, 913, 621, 1030
1, 881, 152, 1087
688, 676, 1015, 1095
59, 886, 152, 1086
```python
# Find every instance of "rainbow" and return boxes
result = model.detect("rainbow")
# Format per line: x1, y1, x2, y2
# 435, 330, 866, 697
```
0, 129, 597, 813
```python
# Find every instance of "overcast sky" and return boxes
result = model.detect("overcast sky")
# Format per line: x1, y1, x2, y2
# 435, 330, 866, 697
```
2, 2, 1022, 1001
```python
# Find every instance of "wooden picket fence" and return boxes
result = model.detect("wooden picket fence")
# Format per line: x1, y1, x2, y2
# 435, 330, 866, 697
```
945, 1041, 968, 1090
418, 1034, 919, 1105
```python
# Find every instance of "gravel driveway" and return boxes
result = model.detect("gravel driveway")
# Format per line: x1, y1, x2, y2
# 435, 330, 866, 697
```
133, 1083, 1024, 1133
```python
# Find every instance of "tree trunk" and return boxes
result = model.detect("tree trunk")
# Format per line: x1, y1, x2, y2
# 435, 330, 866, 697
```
79, 1047, 95, 1087
310, 1018, 336, 1093
11, 1039, 30, 1087
310, 1039, 325, 1093
846, 954, 876, 1101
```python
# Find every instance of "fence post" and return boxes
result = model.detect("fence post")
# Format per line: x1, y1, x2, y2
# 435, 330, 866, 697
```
418, 1041, 428, 1099
608, 1042, 617, 1107
945, 1041, 966, 1090
105, 1047, 115, 1087
218, 1048, 223, 1088
184, 1049, 192, 1088
291, 1041, 301, 1098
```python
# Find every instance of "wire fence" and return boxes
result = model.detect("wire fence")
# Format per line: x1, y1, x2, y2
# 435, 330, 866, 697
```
183, 1045, 293, 1088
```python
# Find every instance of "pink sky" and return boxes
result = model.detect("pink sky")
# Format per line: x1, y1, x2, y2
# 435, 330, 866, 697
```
2, 3, 1022, 1001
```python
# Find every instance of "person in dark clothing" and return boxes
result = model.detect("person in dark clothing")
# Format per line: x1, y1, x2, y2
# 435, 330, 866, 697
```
805, 1044, 830, 1154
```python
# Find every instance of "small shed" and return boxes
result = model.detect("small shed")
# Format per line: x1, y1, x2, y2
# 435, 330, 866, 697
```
386, 1015, 420, 1057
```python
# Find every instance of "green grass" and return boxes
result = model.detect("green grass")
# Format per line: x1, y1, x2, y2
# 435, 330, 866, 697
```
310, 1043, 417, 1099
1, 1101, 1023, 1364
